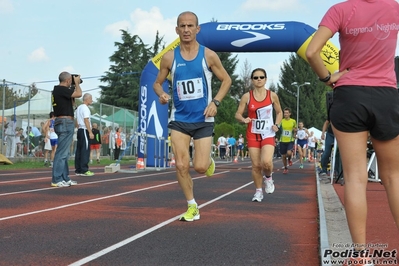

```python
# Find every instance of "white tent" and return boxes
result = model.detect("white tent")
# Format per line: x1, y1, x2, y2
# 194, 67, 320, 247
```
308, 127, 323, 140
2, 91, 52, 117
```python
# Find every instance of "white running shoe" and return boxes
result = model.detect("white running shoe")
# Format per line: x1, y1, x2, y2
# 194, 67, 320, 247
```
264, 177, 275, 194
252, 191, 264, 202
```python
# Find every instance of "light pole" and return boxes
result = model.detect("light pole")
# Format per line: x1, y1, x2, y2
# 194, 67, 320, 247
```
291, 81, 310, 158
291, 82, 311, 125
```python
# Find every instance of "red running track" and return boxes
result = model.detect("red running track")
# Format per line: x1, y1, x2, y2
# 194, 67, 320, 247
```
0, 159, 319, 266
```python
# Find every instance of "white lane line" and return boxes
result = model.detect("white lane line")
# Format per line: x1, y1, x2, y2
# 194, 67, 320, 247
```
0, 172, 229, 221
0, 170, 51, 177
0, 172, 168, 197
69, 181, 253, 266
0, 169, 133, 184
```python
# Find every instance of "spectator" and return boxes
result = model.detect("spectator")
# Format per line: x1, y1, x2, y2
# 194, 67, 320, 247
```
101, 126, 110, 156
114, 127, 122, 160
227, 134, 236, 158
90, 123, 102, 164
217, 133, 227, 159
15, 128, 24, 157
306, 0, 399, 252
43, 112, 58, 167
70, 127, 77, 157
75, 93, 95, 176
236, 134, 245, 160
5, 114, 17, 158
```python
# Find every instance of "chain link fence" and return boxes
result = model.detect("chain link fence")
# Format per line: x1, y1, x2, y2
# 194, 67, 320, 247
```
1, 80, 138, 159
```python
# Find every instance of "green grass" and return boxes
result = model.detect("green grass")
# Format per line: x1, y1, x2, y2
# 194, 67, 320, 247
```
0, 157, 136, 170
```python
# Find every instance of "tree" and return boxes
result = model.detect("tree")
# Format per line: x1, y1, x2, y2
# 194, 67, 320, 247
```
213, 52, 242, 125
0, 83, 38, 110
99, 30, 153, 111
238, 58, 252, 97
276, 53, 328, 129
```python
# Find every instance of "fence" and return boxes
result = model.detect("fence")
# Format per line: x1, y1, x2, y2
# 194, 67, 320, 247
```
93, 103, 138, 160
1, 80, 139, 159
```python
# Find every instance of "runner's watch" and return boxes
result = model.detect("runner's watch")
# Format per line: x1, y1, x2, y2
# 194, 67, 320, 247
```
212, 99, 220, 107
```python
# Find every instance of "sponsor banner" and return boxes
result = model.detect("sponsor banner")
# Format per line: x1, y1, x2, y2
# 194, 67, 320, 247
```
138, 62, 168, 167
138, 21, 341, 167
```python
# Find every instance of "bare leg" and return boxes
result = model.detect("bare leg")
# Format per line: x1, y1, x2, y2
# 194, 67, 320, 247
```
371, 135, 399, 230
261, 145, 274, 176
249, 148, 262, 189
333, 126, 368, 247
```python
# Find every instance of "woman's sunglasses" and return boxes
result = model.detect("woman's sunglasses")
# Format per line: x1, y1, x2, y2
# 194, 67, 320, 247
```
252, 76, 265, 80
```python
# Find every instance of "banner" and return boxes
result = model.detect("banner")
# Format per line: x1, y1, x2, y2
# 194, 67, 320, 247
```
138, 21, 340, 167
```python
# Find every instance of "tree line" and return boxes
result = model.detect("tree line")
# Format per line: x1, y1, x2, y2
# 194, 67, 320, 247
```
2, 29, 332, 139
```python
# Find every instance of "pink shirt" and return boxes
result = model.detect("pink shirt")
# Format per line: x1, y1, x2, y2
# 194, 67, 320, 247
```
320, 0, 399, 87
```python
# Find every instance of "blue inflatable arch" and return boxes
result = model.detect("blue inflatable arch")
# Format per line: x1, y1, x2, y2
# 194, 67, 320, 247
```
138, 21, 339, 166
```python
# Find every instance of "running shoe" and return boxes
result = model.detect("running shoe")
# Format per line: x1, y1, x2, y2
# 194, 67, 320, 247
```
205, 157, 215, 177
299, 164, 303, 169
283, 168, 288, 174
252, 191, 264, 202
303, 157, 307, 162
51, 181, 70, 187
65, 180, 78, 186
81, 171, 94, 176
289, 160, 293, 166
179, 203, 200, 222
97, 159, 100, 164
264, 177, 275, 194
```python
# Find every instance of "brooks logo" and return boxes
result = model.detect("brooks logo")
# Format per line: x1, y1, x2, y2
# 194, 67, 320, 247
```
231, 31, 270, 47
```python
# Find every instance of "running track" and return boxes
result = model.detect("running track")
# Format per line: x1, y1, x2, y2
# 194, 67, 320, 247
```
0, 159, 319, 265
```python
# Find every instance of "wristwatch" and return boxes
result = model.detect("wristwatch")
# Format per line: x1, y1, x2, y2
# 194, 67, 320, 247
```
319, 71, 331, 83
212, 99, 220, 107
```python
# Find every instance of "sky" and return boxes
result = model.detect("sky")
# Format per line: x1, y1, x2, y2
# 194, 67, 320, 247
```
1, 0, 398, 104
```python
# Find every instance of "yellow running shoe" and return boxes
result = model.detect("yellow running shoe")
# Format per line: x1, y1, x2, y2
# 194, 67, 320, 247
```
179, 203, 200, 222
205, 157, 215, 177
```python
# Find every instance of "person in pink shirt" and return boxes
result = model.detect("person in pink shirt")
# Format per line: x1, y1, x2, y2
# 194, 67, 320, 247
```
306, 0, 399, 260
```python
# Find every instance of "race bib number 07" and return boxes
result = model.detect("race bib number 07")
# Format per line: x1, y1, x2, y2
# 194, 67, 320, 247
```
251, 119, 270, 134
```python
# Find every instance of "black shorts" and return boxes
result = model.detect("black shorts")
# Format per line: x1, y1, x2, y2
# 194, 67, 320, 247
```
279, 142, 294, 155
330, 86, 399, 141
168, 121, 214, 140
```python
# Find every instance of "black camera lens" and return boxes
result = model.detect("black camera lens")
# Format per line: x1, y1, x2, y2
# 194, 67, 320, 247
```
71, 74, 83, 85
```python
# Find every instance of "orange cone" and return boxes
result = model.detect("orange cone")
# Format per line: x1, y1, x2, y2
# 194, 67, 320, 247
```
136, 158, 145, 169
234, 156, 238, 163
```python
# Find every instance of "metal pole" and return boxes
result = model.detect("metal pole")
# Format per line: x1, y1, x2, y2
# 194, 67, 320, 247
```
1, 79, 5, 155
296, 85, 299, 125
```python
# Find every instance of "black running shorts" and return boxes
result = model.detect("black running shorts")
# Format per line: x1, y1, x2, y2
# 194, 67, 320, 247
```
330, 85, 399, 141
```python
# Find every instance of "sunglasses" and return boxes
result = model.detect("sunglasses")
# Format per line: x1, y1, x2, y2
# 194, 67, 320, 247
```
253, 76, 265, 80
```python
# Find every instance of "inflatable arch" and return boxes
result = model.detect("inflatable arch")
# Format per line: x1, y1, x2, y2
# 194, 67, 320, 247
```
138, 21, 340, 167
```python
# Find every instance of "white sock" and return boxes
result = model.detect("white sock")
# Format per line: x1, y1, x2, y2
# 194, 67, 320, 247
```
264, 175, 272, 180
187, 199, 197, 206
256, 188, 262, 193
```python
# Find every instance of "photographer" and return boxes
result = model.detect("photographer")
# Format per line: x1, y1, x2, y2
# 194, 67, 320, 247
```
51, 71, 82, 188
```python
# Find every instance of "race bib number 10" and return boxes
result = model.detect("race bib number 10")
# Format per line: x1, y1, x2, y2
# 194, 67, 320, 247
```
176, 78, 204, 101
251, 119, 270, 134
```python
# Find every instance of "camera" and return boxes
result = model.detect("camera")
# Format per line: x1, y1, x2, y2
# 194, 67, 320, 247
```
71, 74, 83, 85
